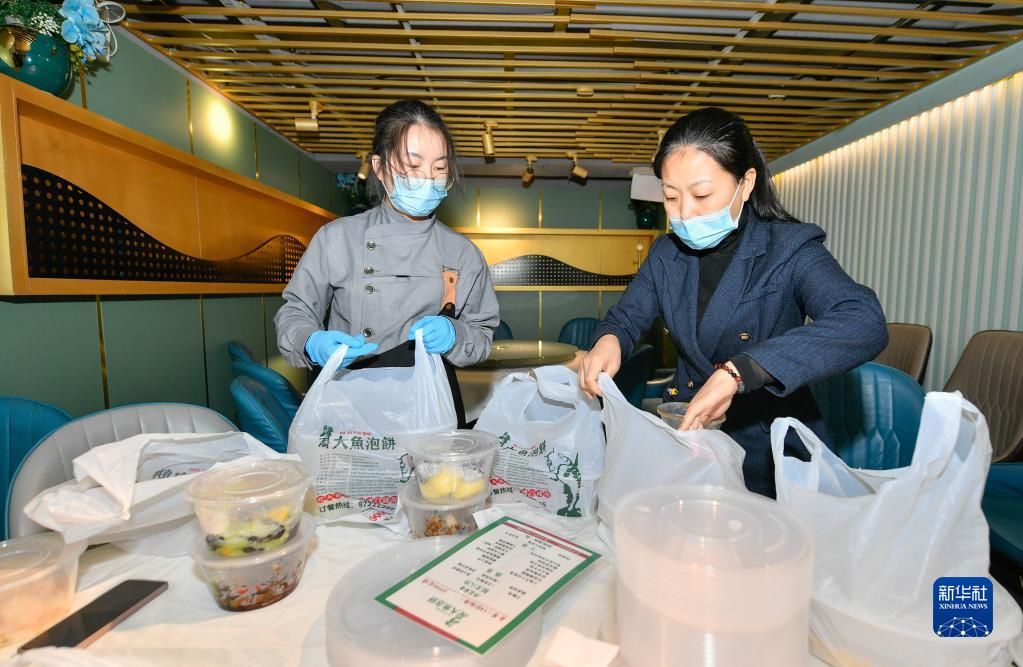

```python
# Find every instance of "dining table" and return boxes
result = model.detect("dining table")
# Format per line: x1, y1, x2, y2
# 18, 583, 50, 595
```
0, 503, 829, 666
456, 341, 585, 423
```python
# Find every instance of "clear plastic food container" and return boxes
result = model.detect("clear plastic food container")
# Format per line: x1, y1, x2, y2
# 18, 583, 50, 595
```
326, 537, 541, 666
191, 513, 314, 612
407, 431, 498, 503
399, 479, 489, 538
657, 401, 726, 430
187, 459, 311, 557
0, 533, 85, 647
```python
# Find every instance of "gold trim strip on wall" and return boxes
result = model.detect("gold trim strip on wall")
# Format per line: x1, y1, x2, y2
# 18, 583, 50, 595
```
186, 79, 194, 154
95, 297, 110, 409
198, 295, 210, 407
78, 69, 88, 110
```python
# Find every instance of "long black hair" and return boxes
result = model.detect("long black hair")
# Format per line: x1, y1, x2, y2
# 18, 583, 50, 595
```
653, 107, 798, 222
370, 99, 460, 199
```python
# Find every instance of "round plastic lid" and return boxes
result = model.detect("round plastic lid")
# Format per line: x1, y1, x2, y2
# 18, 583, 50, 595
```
187, 460, 310, 504
326, 538, 541, 666
399, 478, 490, 512
0, 533, 84, 591
615, 485, 812, 571
406, 430, 498, 463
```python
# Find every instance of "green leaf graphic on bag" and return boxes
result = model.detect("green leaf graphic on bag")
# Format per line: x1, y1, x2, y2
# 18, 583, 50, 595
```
547, 452, 582, 518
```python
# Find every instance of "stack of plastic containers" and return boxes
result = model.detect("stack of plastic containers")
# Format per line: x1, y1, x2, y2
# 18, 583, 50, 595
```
188, 460, 315, 611
614, 485, 813, 667
401, 431, 497, 538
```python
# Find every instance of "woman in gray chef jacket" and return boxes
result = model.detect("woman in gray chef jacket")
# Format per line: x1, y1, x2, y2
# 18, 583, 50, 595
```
275, 100, 499, 425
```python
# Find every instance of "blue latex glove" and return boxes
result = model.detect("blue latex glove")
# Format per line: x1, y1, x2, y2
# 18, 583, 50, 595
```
408, 316, 456, 355
305, 331, 379, 367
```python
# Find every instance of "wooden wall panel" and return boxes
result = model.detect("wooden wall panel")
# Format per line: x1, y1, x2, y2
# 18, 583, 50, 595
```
0, 77, 334, 296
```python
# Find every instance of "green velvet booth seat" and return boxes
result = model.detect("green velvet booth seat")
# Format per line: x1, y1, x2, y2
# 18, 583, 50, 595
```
810, 362, 925, 470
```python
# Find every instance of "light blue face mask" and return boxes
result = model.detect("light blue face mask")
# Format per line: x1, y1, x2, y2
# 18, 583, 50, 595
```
388, 174, 448, 218
669, 183, 744, 250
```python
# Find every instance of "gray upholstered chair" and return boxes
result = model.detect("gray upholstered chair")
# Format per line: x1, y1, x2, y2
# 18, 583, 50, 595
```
874, 323, 932, 384
7, 403, 235, 538
943, 330, 1023, 462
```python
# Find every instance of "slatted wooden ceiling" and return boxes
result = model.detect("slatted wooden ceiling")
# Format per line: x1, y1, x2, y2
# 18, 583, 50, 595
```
123, 0, 1023, 163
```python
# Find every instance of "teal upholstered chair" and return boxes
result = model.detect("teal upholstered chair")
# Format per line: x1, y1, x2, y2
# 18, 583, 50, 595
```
557, 317, 601, 351
614, 344, 655, 409
810, 362, 924, 470
494, 320, 514, 341
983, 463, 1023, 576
227, 339, 257, 364
230, 377, 290, 453
231, 360, 302, 417
0, 397, 71, 539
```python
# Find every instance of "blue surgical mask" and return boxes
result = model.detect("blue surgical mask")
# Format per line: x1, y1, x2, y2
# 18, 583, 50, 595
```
669, 183, 744, 250
387, 174, 448, 218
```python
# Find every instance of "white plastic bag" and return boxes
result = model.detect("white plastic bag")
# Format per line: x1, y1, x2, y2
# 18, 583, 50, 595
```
288, 330, 456, 526
474, 366, 604, 517
596, 373, 747, 534
23, 432, 283, 554
772, 392, 1023, 667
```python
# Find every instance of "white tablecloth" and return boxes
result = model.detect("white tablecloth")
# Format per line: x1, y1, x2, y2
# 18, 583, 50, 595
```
0, 505, 827, 666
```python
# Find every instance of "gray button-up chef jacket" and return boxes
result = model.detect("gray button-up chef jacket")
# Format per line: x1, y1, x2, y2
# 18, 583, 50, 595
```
274, 203, 499, 369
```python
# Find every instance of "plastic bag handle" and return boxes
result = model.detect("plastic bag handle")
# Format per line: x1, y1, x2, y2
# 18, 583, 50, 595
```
291, 340, 351, 426
771, 418, 825, 490
533, 366, 590, 408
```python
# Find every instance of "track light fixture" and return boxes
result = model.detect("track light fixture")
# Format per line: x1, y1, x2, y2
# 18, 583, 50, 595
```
522, 155, 537, 186
482, 121, 497, 156
356, 151, 370, 181
567, 152, 588, 181
295, 99, 321, 133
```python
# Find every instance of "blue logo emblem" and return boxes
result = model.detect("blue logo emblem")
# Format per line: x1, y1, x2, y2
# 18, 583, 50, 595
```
933, 577, 993, 637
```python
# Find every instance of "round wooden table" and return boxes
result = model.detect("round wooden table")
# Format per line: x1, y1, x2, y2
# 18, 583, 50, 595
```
473, 340, 580, 369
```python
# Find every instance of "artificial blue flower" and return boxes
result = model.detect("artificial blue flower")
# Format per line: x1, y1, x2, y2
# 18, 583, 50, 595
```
60, 18, 84, 45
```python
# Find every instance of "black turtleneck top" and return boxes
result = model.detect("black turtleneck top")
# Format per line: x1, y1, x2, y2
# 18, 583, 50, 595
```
681, 211, 774, 394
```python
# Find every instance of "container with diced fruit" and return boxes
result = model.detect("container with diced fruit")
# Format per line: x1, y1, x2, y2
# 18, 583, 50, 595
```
406, 431, 498, 504
399, 477, 488, 538
0, 533, 85, 647
187, 460, 311, 557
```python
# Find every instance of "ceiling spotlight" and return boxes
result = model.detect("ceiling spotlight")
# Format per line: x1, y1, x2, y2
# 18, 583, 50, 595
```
567, 151, 588, 181
482, 121, 497, 156
295, 99, 321, 133
575, 86, 594, 97
522, 155, 537, 186
356, 151, 370, 181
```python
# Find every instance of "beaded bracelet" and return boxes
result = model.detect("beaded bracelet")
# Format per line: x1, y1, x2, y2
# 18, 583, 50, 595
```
714, 362, 746, 395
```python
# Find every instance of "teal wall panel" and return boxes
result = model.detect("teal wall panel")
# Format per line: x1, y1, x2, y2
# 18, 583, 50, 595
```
437, 187, 476, 228
480, 186, 538, 229
540, 186, 598, 229
602, 188, 637, 230
0, 299, 105, 417
83, 34, 190, 154
191, 84, 257, 179
256, 125, 300, 199
299, 154, 335, 212
263, 295, 310, 393
202, 296, 266, 419
541, 292, 600, 343
599, 290, 624, 319
496, 291, 540, 340
100, 297, 207, 408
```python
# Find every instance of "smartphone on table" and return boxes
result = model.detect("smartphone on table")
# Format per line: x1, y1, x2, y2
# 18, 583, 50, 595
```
18, 579, 168, 651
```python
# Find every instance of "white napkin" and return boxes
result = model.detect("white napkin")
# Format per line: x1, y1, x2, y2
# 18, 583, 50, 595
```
543, 626, 619, 667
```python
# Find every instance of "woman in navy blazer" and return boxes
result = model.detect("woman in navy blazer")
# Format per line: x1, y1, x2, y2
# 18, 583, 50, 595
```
579, 108, 888, 498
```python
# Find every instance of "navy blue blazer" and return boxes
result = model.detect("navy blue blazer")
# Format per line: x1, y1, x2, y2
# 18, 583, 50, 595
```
594, 211, 888, 497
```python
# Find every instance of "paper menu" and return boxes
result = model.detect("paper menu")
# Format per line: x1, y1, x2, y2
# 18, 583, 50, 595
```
376, 517, 600, 654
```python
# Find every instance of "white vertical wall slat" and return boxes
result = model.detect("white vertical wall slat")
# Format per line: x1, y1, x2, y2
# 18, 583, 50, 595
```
774, 73, 1023, 391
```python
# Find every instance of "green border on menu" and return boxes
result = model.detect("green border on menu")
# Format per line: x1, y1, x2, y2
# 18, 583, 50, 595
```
375, 516, 601, 655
